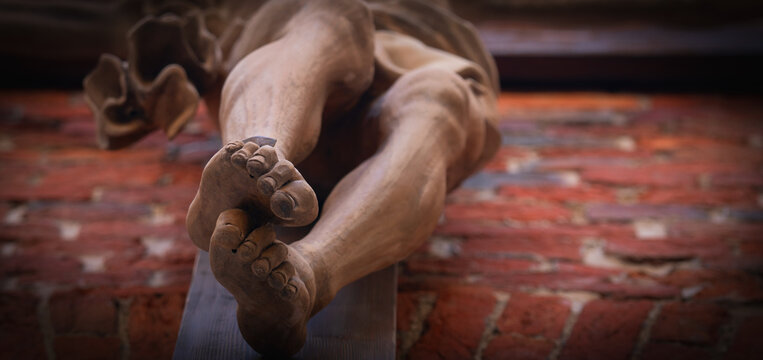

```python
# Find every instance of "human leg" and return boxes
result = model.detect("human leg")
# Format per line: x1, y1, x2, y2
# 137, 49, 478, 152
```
204, 63, 497, 356
186, 0, 375, 250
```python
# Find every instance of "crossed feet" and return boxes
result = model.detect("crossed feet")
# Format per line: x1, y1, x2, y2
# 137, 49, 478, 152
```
186, 137, 322, 357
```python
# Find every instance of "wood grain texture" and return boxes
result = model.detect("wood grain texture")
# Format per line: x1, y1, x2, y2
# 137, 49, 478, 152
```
173, 250, 396, 360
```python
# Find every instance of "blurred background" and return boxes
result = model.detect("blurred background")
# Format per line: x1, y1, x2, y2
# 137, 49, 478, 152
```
1, 0, 762, 359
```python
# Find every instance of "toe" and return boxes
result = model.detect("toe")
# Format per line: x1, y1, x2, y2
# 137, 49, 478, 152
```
236, 241, 259, 262
257, 160, 297, 196
223, 140, 244, 154
270, 180, 319, 225
268, 261, 296, 290
211, 209, 249, 250
279, 278, 304, 300
246, 145, 278, 177
251, 241, 287, 279
243, 224, 275, 255
232, 142, 260, 168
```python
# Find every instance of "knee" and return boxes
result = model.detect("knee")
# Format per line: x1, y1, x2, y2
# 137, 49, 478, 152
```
282, 0, 374, 92
388, 67, 470, 113
382, 67, 472, 131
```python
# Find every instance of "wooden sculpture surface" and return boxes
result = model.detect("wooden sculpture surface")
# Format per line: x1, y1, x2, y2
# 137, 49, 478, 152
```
84, 0, 500, 356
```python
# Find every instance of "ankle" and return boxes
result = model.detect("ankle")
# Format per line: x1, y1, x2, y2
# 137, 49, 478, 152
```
293, 242, 334, 314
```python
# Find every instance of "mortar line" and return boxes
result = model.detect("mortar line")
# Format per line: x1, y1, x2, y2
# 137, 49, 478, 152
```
630, 301, 664, 360
474, 291, 510, 360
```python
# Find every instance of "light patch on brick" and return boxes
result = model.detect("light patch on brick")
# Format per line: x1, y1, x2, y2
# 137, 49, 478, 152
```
91, 187, 105, 201
58, 221, 81, 241
559, 171, 580, 187
473, 189, 497, 201
148, 205, 174, 225
148, 271, 168, 287
710, 208, 729, 224
2, 277, 18, 291
4, 205, 26, 224
507, 153, 539, 174
614, 136, 636, 151
79, 254, 106, 273
428, 236, 461, 258
633, 219, 667, 240
681, 285, 704, 299
757, 193, 763, 208
615, 188, 640, 205
2, 243, 17, 256
749, 134, 763, 148
698, 173, 712, 189
0, 135, 14, 151
141, 236, 174, 258
580, 238, 674, 276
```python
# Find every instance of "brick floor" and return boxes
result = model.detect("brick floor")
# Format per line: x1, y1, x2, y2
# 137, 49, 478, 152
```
0, 91, 761, 359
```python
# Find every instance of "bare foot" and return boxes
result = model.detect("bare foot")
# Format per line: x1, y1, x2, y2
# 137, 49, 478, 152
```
187, 137, 319, 250
209, 209, 317, 357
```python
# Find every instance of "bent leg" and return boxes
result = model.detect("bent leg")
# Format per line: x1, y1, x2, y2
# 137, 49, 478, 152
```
203, 64, 496, 357
187, 0, 375, 250
296, 65, 497, 306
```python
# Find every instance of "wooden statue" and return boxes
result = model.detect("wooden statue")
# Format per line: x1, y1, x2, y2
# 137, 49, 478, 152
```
84, 0, 500, 356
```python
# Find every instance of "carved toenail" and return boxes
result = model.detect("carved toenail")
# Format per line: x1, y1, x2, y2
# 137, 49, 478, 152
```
232, 153, 249, 167
224, 141, 243, 153
247, 156, 266, 173
281, 284, 297, 299
272, 192, 296, 219
251, 259, 270, 278
268, 272, 287, 288
238, 242, 256, 258
259, 177, 276, 195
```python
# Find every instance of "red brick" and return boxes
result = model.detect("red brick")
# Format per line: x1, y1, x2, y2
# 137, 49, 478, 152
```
497, 293, 570, 339
604, 237, 730, 263
79, 221, 186, 241
639, 135, 737, 152
586, 204, 706, 222
559, 300, 652, 360
0, 91, 91, 120
582, 167, 695, 187
641, 342, 714, 360
658, 269, 763, 302
2, 253, 83, 286
671, 147, 763, 163
640, 188, 758, 206
437, 222, 634, 240
46, 147, 164, 164
710, 172, 763, 187
498, 93, 645, 113
483, 146, 536, 172
408, 287, 496, 360
725, 315, 763, 360
0, 219, 61, 243
484, 334, 555, 360
445, 200, 571, 222
405, 257, 536, 276
0, 292, 46, 360
462, 236, 583, 261
651, 303, 728, 344
582, 162, 750, 188
54, 335, 120, 360
499, 185, 615, 204
26, 202, 150, 222
49, 289, 117, 335
482, 266, 680, 299
98, 185, 197, 206
128, 290, 186, 360
397, 292, 419, 333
